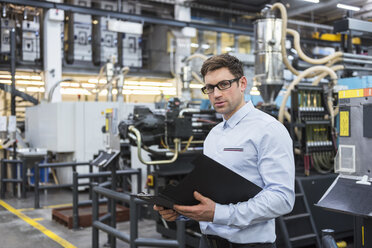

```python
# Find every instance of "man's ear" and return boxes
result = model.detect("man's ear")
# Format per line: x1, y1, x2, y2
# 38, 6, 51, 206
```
240, 76, 248, 92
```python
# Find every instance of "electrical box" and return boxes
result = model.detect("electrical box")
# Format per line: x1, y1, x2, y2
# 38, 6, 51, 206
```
0, 18, 15, 53
65, 0, 92, 63
122, 33, 142, 67
22, 20, 40, 61
92, 1, 118, 64
336, 87, 372, 177
122, 1, 142, 68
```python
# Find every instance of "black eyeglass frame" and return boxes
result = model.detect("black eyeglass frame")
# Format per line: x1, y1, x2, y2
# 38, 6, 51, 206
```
201, 77, 242, 94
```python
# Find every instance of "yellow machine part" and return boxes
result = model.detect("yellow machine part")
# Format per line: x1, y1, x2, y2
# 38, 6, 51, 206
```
312, 32, 361, 45
336, 241, 347, 248
147, 175, 154, 187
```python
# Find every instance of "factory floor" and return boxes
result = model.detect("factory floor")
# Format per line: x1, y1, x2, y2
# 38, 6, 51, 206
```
0, 188, 163, 248
0, 188, 354, 248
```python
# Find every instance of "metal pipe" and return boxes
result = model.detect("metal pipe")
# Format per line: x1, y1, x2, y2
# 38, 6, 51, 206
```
344, 66, 372, 72
135, 238, 179, 247
99, 213, 111, 222
39, 161, 90, 168
92, 186, 99, 248
10, 28, 15, 116
129, 125, 180, 165
47, 78, 76, 102
93, 221, 131, 243
77, 169, 139, 179
34, 163, 40, 208
343, 58, 372, 65
38, 183, 74, 189
176, 220, 186, 248
2, 159, 22, 163
93, 186, 131, 203
130, 194, 138, 247
72, 172, 79, 230
178, 108, 200, 117
1, 160, 6, 198
343, 53, 372, 60
10, 28, 16, 160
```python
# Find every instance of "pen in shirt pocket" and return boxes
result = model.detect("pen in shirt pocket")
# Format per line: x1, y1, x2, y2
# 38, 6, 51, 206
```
223, 147, 244, 152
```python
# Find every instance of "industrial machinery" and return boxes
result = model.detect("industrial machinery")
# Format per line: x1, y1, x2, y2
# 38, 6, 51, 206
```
118, 98, 220, 247
251, 3, 372, 247
317, 87, 372, 248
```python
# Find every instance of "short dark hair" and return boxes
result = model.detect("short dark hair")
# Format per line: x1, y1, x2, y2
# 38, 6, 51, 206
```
200, 54, 244, 79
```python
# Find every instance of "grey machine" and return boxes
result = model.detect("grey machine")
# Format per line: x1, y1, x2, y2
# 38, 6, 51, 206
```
317, 88, 372, 248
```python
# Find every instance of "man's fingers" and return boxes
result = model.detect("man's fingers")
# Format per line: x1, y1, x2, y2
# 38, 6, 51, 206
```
153, 205, 164, 211
174, 205, 195, 214
193, 191, 205, 202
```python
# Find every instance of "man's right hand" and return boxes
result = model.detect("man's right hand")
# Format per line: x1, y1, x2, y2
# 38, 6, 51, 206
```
153, 205, 179, 221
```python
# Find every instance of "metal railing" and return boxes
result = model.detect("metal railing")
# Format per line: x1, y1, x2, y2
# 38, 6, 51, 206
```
34, 161, 92, 208
71, 168, 141, 230
92, 186, 186, 248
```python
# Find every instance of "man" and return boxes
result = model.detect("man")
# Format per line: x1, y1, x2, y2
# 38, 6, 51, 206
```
154, 54, 295, 248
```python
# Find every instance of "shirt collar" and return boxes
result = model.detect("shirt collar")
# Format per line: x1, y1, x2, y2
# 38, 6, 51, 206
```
223, 101, 254, 129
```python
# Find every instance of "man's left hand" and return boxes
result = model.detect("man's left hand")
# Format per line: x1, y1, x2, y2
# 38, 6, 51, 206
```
173, 191, 215, 222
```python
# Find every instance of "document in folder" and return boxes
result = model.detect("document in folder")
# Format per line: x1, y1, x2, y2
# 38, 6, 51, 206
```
136, 154, 262, 208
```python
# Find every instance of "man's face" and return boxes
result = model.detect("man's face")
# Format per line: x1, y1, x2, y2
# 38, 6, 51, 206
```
204, 67, 247, 120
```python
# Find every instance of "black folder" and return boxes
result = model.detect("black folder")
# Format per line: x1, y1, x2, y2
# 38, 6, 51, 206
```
136, 154, 262, 209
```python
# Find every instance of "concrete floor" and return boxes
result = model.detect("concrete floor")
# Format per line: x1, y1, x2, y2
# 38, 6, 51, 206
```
0, 189, 164, 248
0, 188, 354, 248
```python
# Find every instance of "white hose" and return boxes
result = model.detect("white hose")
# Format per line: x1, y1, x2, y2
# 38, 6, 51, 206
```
278, 66, 338, 123
286, 28, 343, 65
121, 66, 130, 76
192, 71, 204, 84
312, 65, 344, 86
185, 53, 209, 62
271, 3, 343, 78
271, 3, 298, 76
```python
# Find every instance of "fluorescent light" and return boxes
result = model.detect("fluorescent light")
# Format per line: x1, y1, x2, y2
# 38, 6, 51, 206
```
81, 83, 95, 88
191, 43, 199, 48
189, 84, 203, 89
26, 87, 45, 92
201, 44, 210, 49
302, 0, 319, 3
337, 3, 360, 11
125, 81, 173, 87
16, 80, 44, 86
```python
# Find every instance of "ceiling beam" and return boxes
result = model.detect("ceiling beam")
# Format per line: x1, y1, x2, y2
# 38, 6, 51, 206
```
287, 0, 340, 17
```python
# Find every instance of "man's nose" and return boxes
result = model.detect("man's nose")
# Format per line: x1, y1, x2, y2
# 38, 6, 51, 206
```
213, 87, 223, 97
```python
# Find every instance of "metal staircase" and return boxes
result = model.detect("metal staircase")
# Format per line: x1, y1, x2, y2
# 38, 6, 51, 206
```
277, 178, 321, 248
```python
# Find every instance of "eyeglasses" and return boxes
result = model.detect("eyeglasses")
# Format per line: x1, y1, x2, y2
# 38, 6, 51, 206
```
201, 77, 241, 94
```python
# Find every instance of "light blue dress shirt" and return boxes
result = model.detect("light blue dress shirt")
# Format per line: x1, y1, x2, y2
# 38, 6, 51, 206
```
200, 100, 295, 244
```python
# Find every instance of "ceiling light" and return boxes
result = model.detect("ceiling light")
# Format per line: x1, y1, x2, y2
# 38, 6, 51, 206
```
337, 3, 360, 11
189, 84, 203, 89
201, 44, 210, 49
302, 0, 319, 3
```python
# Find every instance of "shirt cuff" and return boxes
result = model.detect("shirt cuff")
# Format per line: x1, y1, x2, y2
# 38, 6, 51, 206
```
213, 203, 230, 225
176, 215, 190, 221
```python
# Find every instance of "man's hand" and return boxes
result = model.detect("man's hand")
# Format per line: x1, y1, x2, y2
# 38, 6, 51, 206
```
174, 191, 215, 222
153, 205, 179, 221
